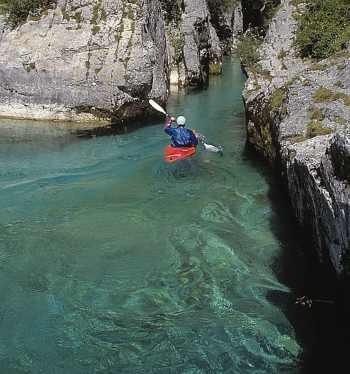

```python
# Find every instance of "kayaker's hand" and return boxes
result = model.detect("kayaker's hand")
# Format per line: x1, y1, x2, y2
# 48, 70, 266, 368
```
170, 116, 176, 122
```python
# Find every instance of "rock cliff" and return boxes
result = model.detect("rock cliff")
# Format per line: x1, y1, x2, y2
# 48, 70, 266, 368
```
163, 0, 243, 89
0, 0, 243, 123
242, 0, 350, 275
0, 0, 168, 124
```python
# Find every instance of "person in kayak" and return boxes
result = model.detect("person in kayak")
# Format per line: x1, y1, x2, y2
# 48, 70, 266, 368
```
164, 115, 198, 148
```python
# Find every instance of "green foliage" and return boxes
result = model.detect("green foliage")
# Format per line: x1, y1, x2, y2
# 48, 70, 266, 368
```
159, 0, 182, 24
235, 31, 262, 69
335, 116, 347, 126
309, 62, 328, 71
335, 80, 345, 88
286, 134, 306, 144
91, 0, 102, 25
302, 78, 312, 86
295, 0, 350, 60
0, 0, 56, 28
22, 61, 36, 73
168, 26, 185, 64
334, 92, 350, 106
222, 0, 239, 11
209, 63, 223, 75
306, 120, 333, 138
277, 49, 287, 60
92, 25, 100, 35
313, 87, 350, 106
72, 10, 82, 25
308, 106, 324, 121
313, 87, 335, 102
270, 87, 287, 111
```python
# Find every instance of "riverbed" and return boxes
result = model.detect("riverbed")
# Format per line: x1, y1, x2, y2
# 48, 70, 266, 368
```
0, 60, 306, 373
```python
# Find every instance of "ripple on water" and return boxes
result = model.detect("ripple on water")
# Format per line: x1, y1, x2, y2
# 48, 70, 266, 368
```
0, 61, 302, 373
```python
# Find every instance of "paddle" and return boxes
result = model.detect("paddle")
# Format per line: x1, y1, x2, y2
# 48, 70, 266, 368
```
148, 99, 223, 154
149, 99, 168, 116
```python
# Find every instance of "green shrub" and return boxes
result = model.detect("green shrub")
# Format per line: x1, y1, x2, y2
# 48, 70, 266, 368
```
235, 31, 262, 69
167, 26, 185, 64
295, 0, 350, 60
334, 92, 350, 107
278, 49, 287, 60
309, 106, 324, 121
285, 134, 306, 144
306, 120, 333, 138
0, 0, 56, 28
270, 87, 287, 111
313, 87, 334, 102
313, 87, 350, 106
335, 80, 345, 88
159, 0, 182, 24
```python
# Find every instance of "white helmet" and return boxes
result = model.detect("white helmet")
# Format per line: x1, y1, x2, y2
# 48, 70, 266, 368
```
176, 116, 186, 126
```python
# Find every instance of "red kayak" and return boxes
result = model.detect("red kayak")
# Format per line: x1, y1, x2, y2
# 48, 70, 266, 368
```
164, 145, 196, 163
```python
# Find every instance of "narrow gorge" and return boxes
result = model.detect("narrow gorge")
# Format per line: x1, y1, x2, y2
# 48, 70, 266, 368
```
0, 0, 349, 372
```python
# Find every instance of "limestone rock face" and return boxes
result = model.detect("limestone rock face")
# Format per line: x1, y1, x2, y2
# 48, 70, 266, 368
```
182, 0, 214, 86
243, 0, 350, 275
164, 0, 220, 88
164, 0, 243, 89
330, 133, 350, 182
0, 0, 168, 124
207, 0, 243, 52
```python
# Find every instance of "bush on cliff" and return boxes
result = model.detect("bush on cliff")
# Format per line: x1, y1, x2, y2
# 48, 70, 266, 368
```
0, 0, 56, 28
295, 0, 350, 60
159, 0, 182, 24
235, 30, 262, 69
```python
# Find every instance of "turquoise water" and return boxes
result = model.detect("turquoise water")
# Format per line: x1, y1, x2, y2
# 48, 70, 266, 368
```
0, 61, 302, 373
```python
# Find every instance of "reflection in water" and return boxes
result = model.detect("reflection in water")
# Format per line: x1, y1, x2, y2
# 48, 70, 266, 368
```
0, 60, 304, 373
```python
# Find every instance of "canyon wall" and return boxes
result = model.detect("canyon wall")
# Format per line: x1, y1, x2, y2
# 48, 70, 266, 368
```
242, 0, 350, 275
0, 0, 243, 123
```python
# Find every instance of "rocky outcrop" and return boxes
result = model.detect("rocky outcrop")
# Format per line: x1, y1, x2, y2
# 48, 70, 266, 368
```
0, 0, 168, 124
165, 0, 221, 88
243, 0, 350, 275
207, 0, 243, 52
0, 0, 243, 122
241, 0, 280, 32
164, 0, 243, 89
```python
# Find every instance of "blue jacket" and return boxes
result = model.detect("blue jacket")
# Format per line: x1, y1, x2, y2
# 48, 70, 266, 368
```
164, 119, 198, 148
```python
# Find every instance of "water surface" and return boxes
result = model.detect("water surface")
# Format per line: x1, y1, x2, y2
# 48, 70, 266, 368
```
0, 61, 302, 373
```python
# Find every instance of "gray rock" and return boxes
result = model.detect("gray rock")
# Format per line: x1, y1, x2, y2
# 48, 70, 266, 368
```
164, 0, 243, 88
165, 0, 224, 87
207, 0, 243, 52
329, 132, 350, 182
0, 0, 168, 124
243, 0, 350, 275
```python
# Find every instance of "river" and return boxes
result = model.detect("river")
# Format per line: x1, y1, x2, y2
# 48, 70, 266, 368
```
0, 60, 313, 373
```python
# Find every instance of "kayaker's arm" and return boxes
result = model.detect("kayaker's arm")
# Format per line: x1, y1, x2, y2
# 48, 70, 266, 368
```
190, 130, 199, 146
164, 116, 176, 136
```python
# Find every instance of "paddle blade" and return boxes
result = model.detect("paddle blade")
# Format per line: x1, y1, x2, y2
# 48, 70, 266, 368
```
203, 142, 223, 154
149, 99, 167, 116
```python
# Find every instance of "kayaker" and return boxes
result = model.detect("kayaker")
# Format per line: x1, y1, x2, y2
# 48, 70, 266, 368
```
164, 116, 198, 148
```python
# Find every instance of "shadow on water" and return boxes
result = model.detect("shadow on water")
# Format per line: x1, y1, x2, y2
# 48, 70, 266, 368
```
242, 144, 350, 373
75, 118, 161, 138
